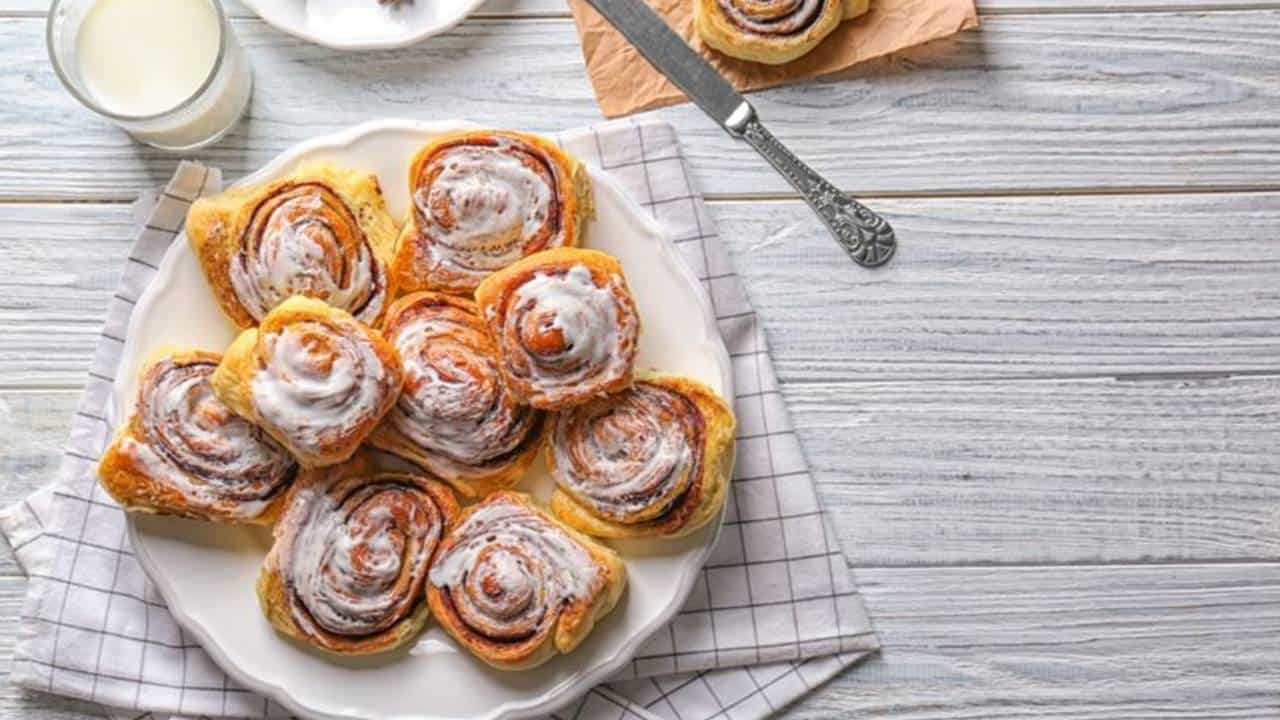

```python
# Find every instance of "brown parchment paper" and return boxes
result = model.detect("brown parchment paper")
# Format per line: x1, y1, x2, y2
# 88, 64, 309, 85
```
568, 0, 978, 118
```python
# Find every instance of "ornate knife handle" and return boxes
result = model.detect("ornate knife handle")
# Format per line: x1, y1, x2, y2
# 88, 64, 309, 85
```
726, 104, 896, 268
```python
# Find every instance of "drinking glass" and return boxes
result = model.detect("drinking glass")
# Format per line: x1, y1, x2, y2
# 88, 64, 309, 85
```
46, 0, 254, 151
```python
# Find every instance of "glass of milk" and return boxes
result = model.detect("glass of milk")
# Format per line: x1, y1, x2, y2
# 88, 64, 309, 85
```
47, 0, 253, 151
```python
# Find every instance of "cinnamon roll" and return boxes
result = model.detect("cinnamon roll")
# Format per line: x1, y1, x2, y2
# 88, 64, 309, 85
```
212, 296, 405, 468
367, 292, 545, 498
97, 350, 297, 524
257, 453, 460, 654
695, 0, 862, 65
426, 491, 626, 670
549, 372, 736, 540
474, 248, 640, 411
187, 161, 397, 329
390, 130, 593, 296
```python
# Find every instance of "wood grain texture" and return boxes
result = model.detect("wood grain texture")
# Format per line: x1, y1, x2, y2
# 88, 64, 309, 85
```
785, 563, 1280, 719
719, 193, 1280, 382
793, 375, 1280, 565
3, 11, 1280, 200
4, 372, 1277, 567
3, 192, 1279, 387
0, 565, 1272, 718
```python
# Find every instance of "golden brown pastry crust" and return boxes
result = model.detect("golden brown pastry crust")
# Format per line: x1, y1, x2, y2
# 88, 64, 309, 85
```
97, 349, 297, 524
391, 130, 593, 296
187, 161, 397, 329
211, 296, 404, 468
257, 453, 460, 655
425, 491, 627, 670
694, 0, 847, 65
548, 372, 736, 539
474, 247, 640, 411
844, 0, 870, 18
367, 291, 546, 498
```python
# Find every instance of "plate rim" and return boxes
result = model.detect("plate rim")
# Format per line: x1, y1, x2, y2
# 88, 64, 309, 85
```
238, 0, 488, 51
124, 118, 734, 720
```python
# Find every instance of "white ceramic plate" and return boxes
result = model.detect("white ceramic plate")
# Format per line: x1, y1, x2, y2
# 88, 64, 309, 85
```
115, 119, 733, 720
240, 0, 486, 51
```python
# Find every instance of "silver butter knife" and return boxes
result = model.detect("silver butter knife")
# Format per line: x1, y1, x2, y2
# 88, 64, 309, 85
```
582, 0, 896, 268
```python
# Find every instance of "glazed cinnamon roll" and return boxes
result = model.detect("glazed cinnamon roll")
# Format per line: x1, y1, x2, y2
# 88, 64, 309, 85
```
426, 491, 626, 670
97, 350, 297, 524
212, 296, 405, 468
187, 161, 397, 329
257, 453, 460, 654
367, 292, 545, 498
474, 248, 640, 411
390, 130, 593, 296
549, 372, 736, 540
695, 0, 861, 65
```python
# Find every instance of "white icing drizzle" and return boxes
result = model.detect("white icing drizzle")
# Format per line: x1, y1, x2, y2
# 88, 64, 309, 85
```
386, 301, 540, 478
230, 184, 386, 323
499, 263, 637, 401
277, 473, 447, 639
251, 319, 392, 457
429, 498, 600, 640
719, 0, 825, 35
121, 358, 295, 518
552, 383, 699, 522
412, 136, 566, 289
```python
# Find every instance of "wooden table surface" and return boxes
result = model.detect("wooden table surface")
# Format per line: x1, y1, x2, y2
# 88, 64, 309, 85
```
2, 0, 1279, 717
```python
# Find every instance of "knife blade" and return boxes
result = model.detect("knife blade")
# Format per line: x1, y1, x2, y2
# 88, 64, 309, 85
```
580, 0, 747, 129
581, 0, 897, 268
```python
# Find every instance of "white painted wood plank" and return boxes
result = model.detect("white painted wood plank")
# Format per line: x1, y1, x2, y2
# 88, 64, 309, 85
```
2, 192, 1278, 386
0, 565, 1274, 718
794, 375, 1280, 565
719, 192, 1280, 382
3, 12, 1280, 200
784, 563, 1280, 719
5, 372, 1278, 566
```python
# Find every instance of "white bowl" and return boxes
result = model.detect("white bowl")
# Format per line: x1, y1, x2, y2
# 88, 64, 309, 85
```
240, 0, 487, 51
116, 119, 733, 720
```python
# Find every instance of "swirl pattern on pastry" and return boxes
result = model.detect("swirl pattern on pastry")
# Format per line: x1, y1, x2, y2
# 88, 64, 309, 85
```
553, 384, 700, 522
230, 182, 387, 324
369, 292, 544, 497
392, 130, 592, 296
212, 296, 405, 468
188, 162, 398, 329
98, 351, 297, 523
253, 325, 394, 456
426, 492, 625, 669
475, 248, 639, 411
694, 0, 850, 64
717, 0, 826, 35
258, 456, 459, 654
548, 373, 736, 539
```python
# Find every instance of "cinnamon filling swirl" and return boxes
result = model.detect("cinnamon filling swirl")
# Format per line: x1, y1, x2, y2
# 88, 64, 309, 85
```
251, 319, 397, 458
231, 182, 386, 323
551, 382, 706, 526
120, 356, 296, 518
409, 135, 571, 291
717, 0, 827, 35
380, 294, 543, 485
488, 262, 638, 407
429, 497, 601, 653
276, 473, 451, 649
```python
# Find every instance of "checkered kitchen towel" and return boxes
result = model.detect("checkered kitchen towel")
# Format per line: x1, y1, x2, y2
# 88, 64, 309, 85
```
0, 119, 878, 720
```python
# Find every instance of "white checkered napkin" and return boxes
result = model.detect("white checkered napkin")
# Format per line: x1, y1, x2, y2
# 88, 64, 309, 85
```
0, 119, 878, 720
